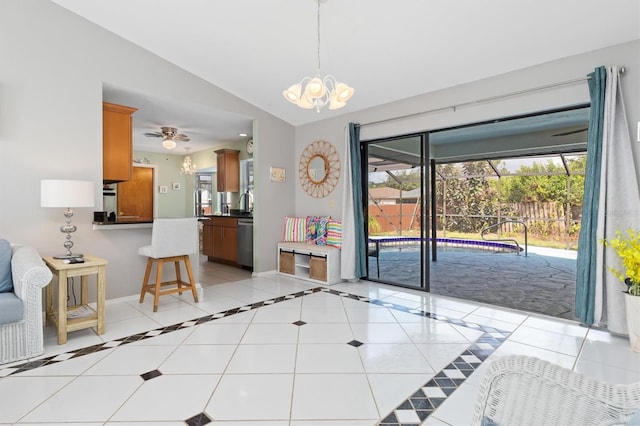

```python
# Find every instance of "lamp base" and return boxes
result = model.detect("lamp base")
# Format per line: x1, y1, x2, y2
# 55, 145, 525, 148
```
53, 253, 84, 260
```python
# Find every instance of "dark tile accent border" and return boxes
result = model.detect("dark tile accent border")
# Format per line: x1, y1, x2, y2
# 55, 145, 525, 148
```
0, 285, 511, 425
185, 412, 212, 426
140, 369, 162, 381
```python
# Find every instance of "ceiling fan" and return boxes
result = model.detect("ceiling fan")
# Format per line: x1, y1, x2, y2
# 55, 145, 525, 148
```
144, 126, 190, 149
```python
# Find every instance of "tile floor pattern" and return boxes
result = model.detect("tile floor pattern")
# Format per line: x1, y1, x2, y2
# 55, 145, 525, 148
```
1, 260, 639, 425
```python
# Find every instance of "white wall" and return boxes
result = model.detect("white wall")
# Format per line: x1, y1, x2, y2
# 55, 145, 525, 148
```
0, 0, 295, 299
294, 40, 640, 220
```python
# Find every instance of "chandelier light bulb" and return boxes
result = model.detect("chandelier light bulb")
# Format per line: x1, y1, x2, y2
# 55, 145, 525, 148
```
328, 93, 346, 110
283, 84, 302, 102
306, 77, 325, 98
334, 82, 354, 103
298, 93, 315, 109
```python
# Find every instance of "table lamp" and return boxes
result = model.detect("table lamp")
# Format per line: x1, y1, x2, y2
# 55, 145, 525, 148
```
41, 179, 95, 259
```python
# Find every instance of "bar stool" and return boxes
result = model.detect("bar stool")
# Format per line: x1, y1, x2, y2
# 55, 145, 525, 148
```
138, 218, 199, 312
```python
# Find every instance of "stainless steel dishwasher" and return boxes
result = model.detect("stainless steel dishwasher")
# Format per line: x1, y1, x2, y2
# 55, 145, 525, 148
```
236, 218, 253, 268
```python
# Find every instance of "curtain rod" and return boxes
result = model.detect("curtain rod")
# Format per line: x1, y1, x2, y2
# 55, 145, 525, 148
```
360, 66, 626, 128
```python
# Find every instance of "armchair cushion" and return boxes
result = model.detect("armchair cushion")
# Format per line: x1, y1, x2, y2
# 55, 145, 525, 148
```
0, 292, 23, 325
1, 244, 52, 365
0, 239, 13, 293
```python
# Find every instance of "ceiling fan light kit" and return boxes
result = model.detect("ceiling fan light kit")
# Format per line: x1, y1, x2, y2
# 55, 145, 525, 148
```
144, 126, 190, 150
162, 137, 177, 149
283, 0, 354, 113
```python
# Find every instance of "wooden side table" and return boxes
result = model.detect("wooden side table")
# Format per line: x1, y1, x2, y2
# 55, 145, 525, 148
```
43, 255, 108, 344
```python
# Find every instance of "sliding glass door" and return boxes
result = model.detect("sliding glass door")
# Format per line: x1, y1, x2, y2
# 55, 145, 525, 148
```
360, 105, 587, 319
363, 134, 429, 290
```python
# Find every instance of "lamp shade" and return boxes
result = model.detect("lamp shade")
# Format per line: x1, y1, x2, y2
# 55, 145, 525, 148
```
41, 180, 95, 208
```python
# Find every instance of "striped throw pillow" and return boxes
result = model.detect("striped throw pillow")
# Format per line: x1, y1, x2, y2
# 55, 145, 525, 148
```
326, 219, 342, 249
283, 217, 306, 242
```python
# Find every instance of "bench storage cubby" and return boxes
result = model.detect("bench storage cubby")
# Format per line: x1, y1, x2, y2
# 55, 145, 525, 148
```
276, 242, 341, 285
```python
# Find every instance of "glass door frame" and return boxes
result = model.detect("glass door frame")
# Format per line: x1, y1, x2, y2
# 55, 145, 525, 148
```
361, 131, 430, 292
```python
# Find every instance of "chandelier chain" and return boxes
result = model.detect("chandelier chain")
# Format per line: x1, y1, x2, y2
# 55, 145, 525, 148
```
316, 0, 321, 75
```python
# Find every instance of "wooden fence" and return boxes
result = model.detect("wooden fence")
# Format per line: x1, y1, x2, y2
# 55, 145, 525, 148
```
369, 201, 581, 238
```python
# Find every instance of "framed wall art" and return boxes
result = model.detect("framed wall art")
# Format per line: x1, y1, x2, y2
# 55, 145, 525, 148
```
270, 166, 286, 183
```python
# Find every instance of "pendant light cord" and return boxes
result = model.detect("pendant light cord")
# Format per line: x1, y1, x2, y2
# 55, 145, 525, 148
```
316, 0, 321, 75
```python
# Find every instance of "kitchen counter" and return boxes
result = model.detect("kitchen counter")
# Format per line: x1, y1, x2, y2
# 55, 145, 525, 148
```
201, 214, 253, 220
92, 221, 153, 230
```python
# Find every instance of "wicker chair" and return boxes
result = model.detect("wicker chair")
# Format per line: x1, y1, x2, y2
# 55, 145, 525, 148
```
0, 244, 53, 365
472, 355, 640, 426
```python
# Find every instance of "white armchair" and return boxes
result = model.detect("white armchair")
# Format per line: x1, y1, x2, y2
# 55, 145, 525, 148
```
0, 244, 52, 364
472, 355, 640, 426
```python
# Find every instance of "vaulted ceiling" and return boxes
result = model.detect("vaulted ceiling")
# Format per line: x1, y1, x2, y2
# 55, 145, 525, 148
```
53, 0, 639, 153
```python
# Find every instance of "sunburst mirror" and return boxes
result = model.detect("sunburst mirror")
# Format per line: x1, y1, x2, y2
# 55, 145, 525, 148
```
298, 140, 341, 198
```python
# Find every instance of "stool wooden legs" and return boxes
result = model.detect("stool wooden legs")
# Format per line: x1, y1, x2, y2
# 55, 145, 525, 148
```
139, 255, 198, 312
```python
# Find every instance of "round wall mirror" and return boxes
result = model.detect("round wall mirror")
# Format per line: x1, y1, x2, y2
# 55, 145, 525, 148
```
299, 140, 341, 198
307, 155, 328, 184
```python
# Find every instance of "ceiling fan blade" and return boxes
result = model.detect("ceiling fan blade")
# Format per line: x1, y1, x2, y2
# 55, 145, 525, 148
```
174, 134, 190, 142
143, 132, 163, 138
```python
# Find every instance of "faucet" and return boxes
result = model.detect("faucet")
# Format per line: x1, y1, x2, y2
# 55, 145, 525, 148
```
240, 190, 253, 213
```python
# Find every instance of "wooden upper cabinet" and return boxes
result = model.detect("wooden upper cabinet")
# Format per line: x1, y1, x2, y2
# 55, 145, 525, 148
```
103, 102, 137, 183
117, 166, 153, 222
215, 149, 240, 192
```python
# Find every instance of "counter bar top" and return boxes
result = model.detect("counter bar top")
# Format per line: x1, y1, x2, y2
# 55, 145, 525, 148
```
201, 214, 253, 220
92, 222, 153, 230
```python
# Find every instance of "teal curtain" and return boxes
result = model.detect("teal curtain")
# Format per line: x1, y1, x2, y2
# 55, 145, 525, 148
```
575, 66, 606, 324
348, 123, 367, 277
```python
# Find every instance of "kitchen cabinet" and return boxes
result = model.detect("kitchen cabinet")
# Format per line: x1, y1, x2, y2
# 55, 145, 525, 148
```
215, 149, 240, 192
203, 217, 238, 263
117, 166, 153, 222
103, 102, 137, 183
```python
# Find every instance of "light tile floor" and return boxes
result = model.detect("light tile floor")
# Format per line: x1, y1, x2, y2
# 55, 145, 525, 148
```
1, 259, 639, 425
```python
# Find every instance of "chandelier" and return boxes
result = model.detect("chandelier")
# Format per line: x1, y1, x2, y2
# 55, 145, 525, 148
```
180, 152, 197, 175
283, 0, 354, 112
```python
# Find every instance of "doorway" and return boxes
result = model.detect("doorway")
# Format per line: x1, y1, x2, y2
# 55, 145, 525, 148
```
364, 134, 429, 290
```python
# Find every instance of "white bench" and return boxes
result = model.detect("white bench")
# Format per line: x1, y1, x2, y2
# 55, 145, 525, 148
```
276, 242, 342, 285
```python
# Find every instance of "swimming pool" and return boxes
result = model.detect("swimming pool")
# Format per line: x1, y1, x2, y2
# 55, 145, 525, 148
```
369, 236, 523, 254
